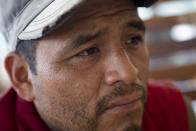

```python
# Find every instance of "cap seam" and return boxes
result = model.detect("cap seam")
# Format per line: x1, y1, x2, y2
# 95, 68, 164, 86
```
8, 0, 34, 33
17, 0, 55, 36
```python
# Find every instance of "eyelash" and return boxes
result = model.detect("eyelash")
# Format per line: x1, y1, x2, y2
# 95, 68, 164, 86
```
125, 35, 143, 46
77, 46, 100, 56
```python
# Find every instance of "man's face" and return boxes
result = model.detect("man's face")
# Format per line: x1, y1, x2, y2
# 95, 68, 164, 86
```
32, 0, 149, 130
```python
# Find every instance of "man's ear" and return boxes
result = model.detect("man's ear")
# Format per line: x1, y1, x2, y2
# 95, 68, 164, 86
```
4, 52, 35, 102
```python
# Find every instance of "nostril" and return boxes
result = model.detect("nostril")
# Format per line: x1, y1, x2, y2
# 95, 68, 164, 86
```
104, 64, 138, 86
104, 70, 119, 85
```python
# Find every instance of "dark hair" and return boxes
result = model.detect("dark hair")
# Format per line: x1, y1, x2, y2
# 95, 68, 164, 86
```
133, 0, 158, 7
16, 40, 38, 75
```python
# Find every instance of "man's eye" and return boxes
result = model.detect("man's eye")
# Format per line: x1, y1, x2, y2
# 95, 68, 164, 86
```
126, 36, 143, 46
77, 47, 99, 56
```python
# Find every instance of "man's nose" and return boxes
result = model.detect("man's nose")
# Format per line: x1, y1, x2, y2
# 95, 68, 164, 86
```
104, 50, 138, 85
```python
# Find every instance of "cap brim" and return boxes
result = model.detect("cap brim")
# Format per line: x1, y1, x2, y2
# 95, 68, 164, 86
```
18, 0, 83, 40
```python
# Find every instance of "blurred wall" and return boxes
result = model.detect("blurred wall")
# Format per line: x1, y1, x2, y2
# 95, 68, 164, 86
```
0, 32, 10, 93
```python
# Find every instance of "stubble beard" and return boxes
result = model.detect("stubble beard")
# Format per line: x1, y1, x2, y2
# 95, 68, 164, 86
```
51, 82, 146, 131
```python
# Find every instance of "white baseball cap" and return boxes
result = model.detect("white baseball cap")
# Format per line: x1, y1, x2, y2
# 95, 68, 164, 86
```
0, 0, 157, 51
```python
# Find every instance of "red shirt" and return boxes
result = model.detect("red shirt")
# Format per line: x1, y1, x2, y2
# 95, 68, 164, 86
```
142, 81, 189, 131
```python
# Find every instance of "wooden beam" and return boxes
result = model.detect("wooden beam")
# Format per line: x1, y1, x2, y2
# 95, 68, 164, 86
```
150, 64, 196, 81
147, 39, 196, 58
184, 91, 196, 100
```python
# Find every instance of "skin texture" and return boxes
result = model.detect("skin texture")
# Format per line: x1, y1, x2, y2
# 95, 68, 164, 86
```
5, 0, 149, 130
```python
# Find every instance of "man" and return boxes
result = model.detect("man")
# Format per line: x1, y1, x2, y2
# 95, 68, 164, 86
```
0, 0, 195, 131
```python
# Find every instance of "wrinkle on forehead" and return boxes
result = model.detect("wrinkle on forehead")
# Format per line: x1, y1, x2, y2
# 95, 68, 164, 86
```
54, 0, 138, 33
74, 0, 137, 19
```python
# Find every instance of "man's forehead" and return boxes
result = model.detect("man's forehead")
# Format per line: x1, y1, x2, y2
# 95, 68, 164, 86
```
73, 0, 136, 19
48, 0, 138, 34
44, 5, 140, 42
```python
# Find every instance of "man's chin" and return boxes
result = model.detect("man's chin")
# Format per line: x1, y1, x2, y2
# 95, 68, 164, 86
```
97, 118, 142, 131
96, 102, 144, 131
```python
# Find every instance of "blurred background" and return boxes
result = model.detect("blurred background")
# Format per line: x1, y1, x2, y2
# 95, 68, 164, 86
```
0, 31, 9, 93
138, 0, 196, 113
0, 0, 196, 112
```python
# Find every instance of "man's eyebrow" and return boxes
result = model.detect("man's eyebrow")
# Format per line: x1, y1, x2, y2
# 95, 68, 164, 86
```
125, 20, 146, 32
72, 29, 105, 49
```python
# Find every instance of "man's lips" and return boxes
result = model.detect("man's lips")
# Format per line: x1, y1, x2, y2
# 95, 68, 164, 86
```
105, 92, 143, 113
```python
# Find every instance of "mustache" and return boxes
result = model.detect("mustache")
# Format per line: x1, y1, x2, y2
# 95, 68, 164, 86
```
96, 82, 146, 117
